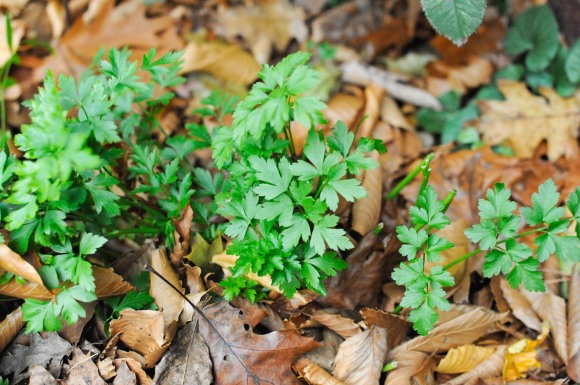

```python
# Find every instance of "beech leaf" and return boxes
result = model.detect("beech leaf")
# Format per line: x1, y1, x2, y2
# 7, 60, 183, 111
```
0, 244, 44, 286
0, 306, 23, 353
293, 358, 347, 385
435, 344, 495, 374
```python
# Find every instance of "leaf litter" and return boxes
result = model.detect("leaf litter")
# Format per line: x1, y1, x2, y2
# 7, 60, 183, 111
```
2, 0, 580, 385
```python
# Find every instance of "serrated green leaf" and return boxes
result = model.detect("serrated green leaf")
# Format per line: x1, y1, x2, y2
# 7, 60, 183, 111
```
421, 0, 486, 46
310, 215, 352, 255
506, 257, 545, 291
409, 301, 439, 336
465, 219, 498, 250
22, 299, 62, 333
79, 232, 108, 255
396, 226, 429, 260
424, 235, 454, 262
520, 179, 564, 226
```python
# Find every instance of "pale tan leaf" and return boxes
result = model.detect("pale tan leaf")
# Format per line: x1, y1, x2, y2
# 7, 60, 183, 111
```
392, 308, 508, 356
426, 57, 493, 96
380, 95, 413, 130
360, 308, 409, 349
333, 326, 387, 385
520, 289, 567, 364
444, 346, 506, 385
29, 365, 58, 385
109, 309, 170, 368
62, 347, 106, 385
357, 84, 384, 139
0, 244, 44, 286
384, 350, 431, 385
93, 266, 134, 298
97, 357, 116, 381
323, 92, 365, 131
476, 80, 580, 160
567, 265, 580, 382
0, 307, 23, 353
352, 151, 382, 236
436, 344, 495, 374
0, 279, 53, 300
113, 357, 152, 385
309, 310, 361, 339
181, 41, 260, 86
150, 248, 185, 329
0, 16, 24, 67
499, 279, 542, 331
294, 358, 347, 385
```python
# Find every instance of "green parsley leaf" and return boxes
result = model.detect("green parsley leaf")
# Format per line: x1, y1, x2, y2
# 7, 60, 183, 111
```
79, 232, 108, 255
521, 179, 564, 226
396, 226, 429, 260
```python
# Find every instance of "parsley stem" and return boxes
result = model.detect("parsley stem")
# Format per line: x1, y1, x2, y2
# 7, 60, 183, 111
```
386, 153, 434, 200
443, 248, 481, 271
284, 125, 297, 157
442, 189, 457, 213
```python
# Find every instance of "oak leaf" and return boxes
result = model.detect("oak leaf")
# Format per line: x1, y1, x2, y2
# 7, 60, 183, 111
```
333, 326, 387, 385
196, 301, 320, 385
435, 344, 495, 374
476, 80, 580, 161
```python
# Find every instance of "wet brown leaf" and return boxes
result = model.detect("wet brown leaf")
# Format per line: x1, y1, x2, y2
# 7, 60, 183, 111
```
196, 301, 320, 385
0, 307, 23, 353
333, 326, 387, 385
361, 308, 409, 349
444, 346, 506, 385
568, 265, 580, 382
309, 310, 361, 339
476, 80, 580, 161
294, 358, 347, 385
499, 279, 542, 332
0, 244, 44, 286
352, 151, 382, 236
150, 248, 185, 329
436, 344, 495, 374
62, 347, 106, 385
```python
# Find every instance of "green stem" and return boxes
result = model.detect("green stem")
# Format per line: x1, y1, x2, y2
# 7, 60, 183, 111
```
0, 57, 13, 149
382, 361, 398, 372
386, 153, 434, 200
442, 189, 457, 213
104, 227, 160, 238
285, 125, 297, 157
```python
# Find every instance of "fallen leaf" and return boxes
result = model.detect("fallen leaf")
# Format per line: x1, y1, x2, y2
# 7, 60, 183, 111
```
196, 301, 320, 385
333, 326, 387, 385
380, 95, 413, 130
426, 57, 494, 96
0, 15, 24, 67
444, 346, 506, 385
112, 361, 137, 385
520, 289, 567, 364
0, 306, 23, 353
108, 309, 170, 368
113, 357, 152, 385
499, 279, 542, 332
384, 349, 431, 385
152, 321, 213, 385
361, 308, 409, 349
97, 357, 116, 381
569, 265, 580, 382
503, 322, 550, 381
46, 0, 66, 39
181, 40, 261, 86
352, 151, 382, 236
323, 91, 365, 131
476, 80, 580, 160
62, 347, 106, 385
29, 365, 58, 385
186, 233, 224, 272
170, 203, 194, 268
150, 248, 185, 329
309, 310, 361, 339
0, 278, 53, 300
294, 358, 347, 385
436, 344, 495, 374
301, 328, 344, 372
211, 0, 307, 63
0, 244, 44, 286
93, 266, 134, 298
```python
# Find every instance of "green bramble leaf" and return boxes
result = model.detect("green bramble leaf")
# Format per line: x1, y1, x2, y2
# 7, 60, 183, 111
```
421, 0, 486, 46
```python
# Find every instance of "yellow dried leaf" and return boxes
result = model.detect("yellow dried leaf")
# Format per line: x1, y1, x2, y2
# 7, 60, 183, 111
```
503, 322, 549, 381
476, 80, 580, 160
294, 358, 347, 385
0, 244, 44, 286
436, 344, 495, 374
445, 345, 506, 385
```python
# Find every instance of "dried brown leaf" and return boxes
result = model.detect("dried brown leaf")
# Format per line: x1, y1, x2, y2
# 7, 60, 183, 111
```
426, 57, 494, 96
113, 357, 152, 385
93, 266, 134, 298
476, 80, 580, 160
294, 358, 347, 385
197, 301, 320, 385
97, 357, 116, 381
352, 151, 382, 236
0, 16, 24, 67
309, 310, 361, 339
436, 344, 495, 374
150, 248, 185, 329
62, 347, 106, 385
29, 365, 58, 385
0, 279, 53, 300
568, 265, 580, 382
499, 279, 542, 331
520, 289, 567, 364
0, 244, 44, 286
323, 91, 364, 131
181, 41, 260, 86
444, 346, 506, 385
333, 326, 387, 385
0, 307, 23, 353
361, 308, 409, 349
384, 350, 431, 385
380, 95, 413, 130
112, 361, 137, 385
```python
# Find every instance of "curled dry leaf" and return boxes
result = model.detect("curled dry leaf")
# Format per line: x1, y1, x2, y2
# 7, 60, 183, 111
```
444, 346, 506, 385
499, 279, 542, 332
171, 203, 194, 267
503, 322, 549, 381
109, 309, 171, 368
352, 151, 382, 236
0, 244, 44, 286
93, 266, 134, 298
294, 358, 347, 385
0, 307, 23, 353
436, 344, 495, 374
567, 265, 580, 382
357, 84, 384, 139
113, 357, 152, 385
520, 289, 567, 364
150, 248, 185, 329
380, 95, 413, 131
181, 40, 261, 86
309, 310, 361, 339
196, 301, 320, 385
476, 80, 580, 161
333, 326, 387, 385
360, 308, 409, 349
385, 349, 431, 385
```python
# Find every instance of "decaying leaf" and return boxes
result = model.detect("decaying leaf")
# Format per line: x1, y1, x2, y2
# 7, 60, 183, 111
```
445, 345, 506, 385
361, 308, 409, 349
0, 307, 23, 353
435, 344, 495, 374
29, 365, 58, 385
0, 244, 44, 286
567, 265, 580, 382
476, 80, 580, 160
426, 57, 494, 96
385, 349, 431, 385
152, 321, 213, 385
170, 203, 194, 268
150, 248, 185, 330
186, 233, 224, 272
333, 326, 387, 385
93, 266, 134, 298
294, 358, 347, 385
112, 361, 137, 385
196, 301, 320, 385
309, 310, 361, 339
499, 279, 542, 332
503, 322, 549, 381
62, 347, 106, 385
352, 151, 382, 236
